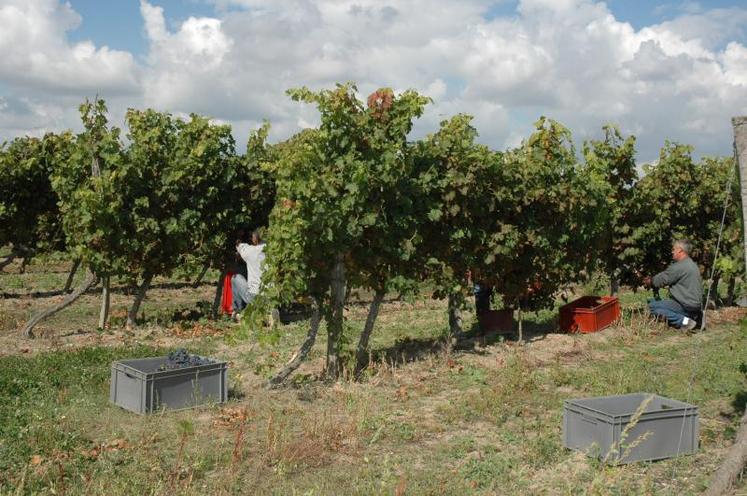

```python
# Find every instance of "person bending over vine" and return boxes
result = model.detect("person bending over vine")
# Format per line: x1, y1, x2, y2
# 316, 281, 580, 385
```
643, 239, 703, 332
231, 229, 266, 320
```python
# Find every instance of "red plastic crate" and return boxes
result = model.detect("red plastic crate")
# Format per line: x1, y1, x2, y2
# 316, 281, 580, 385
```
559, 296, 620, 333
477, 309, 513, 333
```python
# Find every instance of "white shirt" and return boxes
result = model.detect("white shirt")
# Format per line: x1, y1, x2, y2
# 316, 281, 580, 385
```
237, 243, 266, 295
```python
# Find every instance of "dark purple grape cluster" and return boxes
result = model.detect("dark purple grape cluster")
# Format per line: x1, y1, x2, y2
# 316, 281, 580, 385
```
160, 349, 214, 370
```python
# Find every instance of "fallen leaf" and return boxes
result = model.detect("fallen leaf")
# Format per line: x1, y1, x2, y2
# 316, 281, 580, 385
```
30, 455, 43, 466
395, 385, 409, 401
103, 438, 131, 451
213, 406, 254, 428
80, 447, 100, 460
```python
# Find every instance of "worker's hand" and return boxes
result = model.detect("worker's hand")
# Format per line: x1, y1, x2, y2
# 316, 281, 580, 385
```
525, 280, 542, 295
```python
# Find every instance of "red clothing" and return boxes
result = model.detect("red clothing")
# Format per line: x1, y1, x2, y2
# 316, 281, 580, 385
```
220, 272, 233, 314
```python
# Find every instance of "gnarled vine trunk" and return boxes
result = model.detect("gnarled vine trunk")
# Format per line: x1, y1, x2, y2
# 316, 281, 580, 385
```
708, 272, 721, 308
126, 273, 153, 328
192, 262, 210, 288
354, 289, 386, 378
211, 268, 227, 318
2, 245, 31, 272
326, 254, 346, 380
0, 253, 18, 272
63, 259, 81, 293
609, 277, 620, 296
98, 276, 110, 329
23, 270, 98, 338
447, 293, 463, 336
704, 408, 747, 495
517, 302, 524, 343
266, 301, 321, 388
727, 275, 737, 307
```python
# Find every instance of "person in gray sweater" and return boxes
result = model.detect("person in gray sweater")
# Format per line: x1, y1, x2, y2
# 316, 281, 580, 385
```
643, 239, 703, 331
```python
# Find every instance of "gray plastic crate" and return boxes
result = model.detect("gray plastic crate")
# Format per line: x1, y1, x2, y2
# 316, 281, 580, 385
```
563, 393, 698, 463
110, 356, 228, 414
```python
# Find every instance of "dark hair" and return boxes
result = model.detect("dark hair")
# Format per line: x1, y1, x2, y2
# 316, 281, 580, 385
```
674, 238, 692, 255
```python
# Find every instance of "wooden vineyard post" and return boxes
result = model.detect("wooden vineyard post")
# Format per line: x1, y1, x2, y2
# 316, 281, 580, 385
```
704, 117, 747, 494
734, 117, 747, 280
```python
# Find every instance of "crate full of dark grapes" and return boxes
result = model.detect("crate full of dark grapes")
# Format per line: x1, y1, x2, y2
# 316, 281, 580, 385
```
110, 350, 228, 414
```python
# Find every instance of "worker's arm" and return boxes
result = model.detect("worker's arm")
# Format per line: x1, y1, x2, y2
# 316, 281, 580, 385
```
236, 243, 253, 264
652, 264, 681, 289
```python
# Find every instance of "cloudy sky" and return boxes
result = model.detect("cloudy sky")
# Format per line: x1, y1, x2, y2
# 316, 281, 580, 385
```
0, 0, 746, 162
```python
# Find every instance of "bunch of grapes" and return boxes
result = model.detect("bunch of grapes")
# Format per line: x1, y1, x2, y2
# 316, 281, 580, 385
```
160, 348, 214, 370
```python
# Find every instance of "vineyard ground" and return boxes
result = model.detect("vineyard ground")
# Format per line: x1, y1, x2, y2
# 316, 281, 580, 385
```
1, 257, 747, 494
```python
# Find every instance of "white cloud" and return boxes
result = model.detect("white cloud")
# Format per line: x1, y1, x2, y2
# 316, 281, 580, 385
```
140, 0, 168, 42
648, 7, 747, 51
722, 42, 747, 85
0, 0, 139, 95
1, 0, 746, 161
141, 0, 232, 66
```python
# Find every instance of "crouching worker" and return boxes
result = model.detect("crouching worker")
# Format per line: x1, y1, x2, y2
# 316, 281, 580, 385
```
231, 229, 266, 321
643, 239, 703, 332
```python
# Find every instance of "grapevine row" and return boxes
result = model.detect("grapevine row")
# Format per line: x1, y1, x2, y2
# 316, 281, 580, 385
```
0, 86, 739, 383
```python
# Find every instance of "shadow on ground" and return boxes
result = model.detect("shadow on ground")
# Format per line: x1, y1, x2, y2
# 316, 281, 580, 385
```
1, 289, 73, 299
1, 281, 215, 300
367, 313, 561, 370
